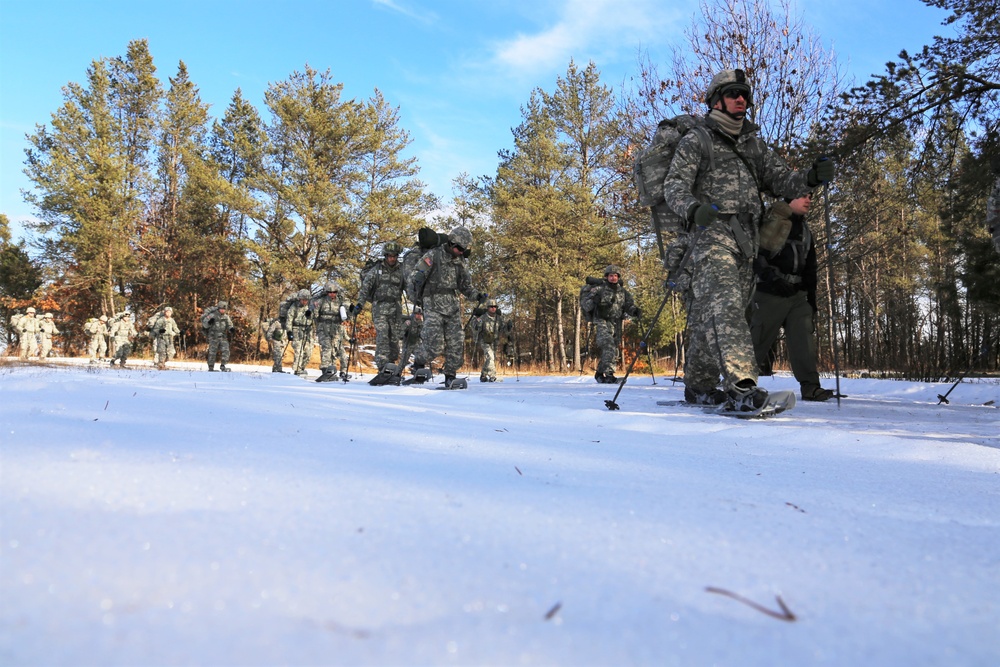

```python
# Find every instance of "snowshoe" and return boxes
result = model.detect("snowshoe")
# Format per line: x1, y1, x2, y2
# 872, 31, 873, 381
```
315, 370, 337, 382
442, 375, 468, 390
402, 367, 432, 385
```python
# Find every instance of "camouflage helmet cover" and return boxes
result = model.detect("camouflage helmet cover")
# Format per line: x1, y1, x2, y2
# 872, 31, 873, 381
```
324, 282, 340, 293
384, 241, 403, 256
217, 301, 228, 309
26, 307, 36, 313
604, 264, 622, 277
705, 69, 752, 107
448, 226, 473, 249
297, 288, 311, 300
486, 298, 498, 307
44, 312, 53, 318
99, 315, 108, 321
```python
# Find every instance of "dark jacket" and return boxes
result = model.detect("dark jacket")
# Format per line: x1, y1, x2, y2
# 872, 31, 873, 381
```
755, 214, 817, 310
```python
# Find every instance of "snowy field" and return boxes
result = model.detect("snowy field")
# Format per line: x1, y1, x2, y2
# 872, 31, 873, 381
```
1, 358, 998, 666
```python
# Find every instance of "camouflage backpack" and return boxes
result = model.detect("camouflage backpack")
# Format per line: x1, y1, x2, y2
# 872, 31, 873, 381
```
402, 227, 448, 305
83, 318, 101, 335
10, 313, 24, 331
578, 277, 603, 323
632, 115, 715, 291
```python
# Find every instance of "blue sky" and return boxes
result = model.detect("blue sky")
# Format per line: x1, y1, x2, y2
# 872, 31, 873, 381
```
0, 0, 953, 242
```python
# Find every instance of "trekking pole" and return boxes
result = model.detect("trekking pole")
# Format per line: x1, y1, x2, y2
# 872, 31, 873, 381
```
645, 341, 657, 385
937, 344, 989, 404
605, 291, 672, 411
346, 311, 359, 381
822, 184, 843, 409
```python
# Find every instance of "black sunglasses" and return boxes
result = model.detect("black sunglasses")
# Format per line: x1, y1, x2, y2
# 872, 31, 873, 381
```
724, 89, 749, 100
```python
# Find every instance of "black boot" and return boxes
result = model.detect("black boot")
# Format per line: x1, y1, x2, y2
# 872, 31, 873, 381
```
220, 364, 230, 372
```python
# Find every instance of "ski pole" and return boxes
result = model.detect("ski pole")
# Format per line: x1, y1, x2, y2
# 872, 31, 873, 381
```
645, 342, 657, 385
822, 183, 843, 409
605, 291, 672, 411
938, 344, 989, 404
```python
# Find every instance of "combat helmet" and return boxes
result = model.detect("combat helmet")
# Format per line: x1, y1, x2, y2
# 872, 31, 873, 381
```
705, 69, 753, 108
384, 241, 403, 257
217, 301, 228, 309
486, 298, 498, 308
297, 288, 311, 300
604, 264, 622, 277
324, 282, 340, 293
449, 226, 473, 250
26, 306, 36, 314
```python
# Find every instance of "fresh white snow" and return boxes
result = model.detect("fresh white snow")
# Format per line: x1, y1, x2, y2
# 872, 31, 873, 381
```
2, 359, 998, 666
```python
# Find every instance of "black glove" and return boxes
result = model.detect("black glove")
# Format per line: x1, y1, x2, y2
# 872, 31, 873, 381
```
304, 310, 312, 318
477, 292, 489, 303
288, 331, 295, 341
349, 337, 357, 344
272, 330, 283, 340
351, 304, 362, 317
208, 318, 215, 326
806, 156, 835, 186
159, 328, 166, 334
229, 327, 235, 333
690, 203, 720, 229
632, 307, 641, 319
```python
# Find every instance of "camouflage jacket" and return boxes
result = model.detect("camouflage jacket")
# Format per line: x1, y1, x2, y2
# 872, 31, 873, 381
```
110, 319, 136, 344
286, 300, 313, 331
39, 319, 60, 338
409, 245, 479, 316
593, 281, 638, 323
150, 314, 180, 339
201, 308, 233, 340
266, 318, 285, 342
472, 312, 511, 345
18, 315, 41, 335
662, 115, 811, 255
358, 260, 405, 307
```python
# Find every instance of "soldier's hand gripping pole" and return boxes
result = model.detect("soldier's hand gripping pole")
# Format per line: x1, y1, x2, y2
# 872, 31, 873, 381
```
604, 291, 671, 411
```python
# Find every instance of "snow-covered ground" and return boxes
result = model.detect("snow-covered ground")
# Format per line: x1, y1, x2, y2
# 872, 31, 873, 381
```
2, 358, 998, 666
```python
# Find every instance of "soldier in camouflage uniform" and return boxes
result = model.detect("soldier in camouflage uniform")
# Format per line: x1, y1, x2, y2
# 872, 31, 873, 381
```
17, 307, 41, 359
354, 242, 406, 385
407, 226, 487, 387
286, 289, 315, 377
988, 155, 1000, 256
662, 69, 832, 411
471, 299, 513, 382
314, 283, 351, 382
151, 307, 180, 369
202, 301, 234, 372
265, 317, 287, 373
38, 313, 59, 359
108, 313, 137, 366
86, 315, 109, 363
586, 266, 640, 383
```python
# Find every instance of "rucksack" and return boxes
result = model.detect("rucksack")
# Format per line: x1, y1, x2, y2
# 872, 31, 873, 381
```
579, 277, 603, 323
83, 318, 100, 335
402, 227, 448, 305
10, 313, 24, 331
632, 115, 715, 291
360, 258, 381, 290
200, 306, 220, 330
277, 295, 300, 327
145, 311, 163, 332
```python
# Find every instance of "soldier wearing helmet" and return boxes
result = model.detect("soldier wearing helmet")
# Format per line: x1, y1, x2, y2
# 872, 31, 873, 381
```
285, 288, 317, 377
108, 312, 137, 367
150, 307, 180, 370
470, 298, 514, 382
589, 265, 640, 383
661, 69, 834, 412
85, 313, 110, 363
406, 226, 487, 388
355, 241, 408, 385
313, 281, 353, 382
201, 300, 234, 372
17, 307, 41, 360
38, 313, 60, 360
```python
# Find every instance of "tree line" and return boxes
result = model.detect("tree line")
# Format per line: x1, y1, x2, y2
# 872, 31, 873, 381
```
2, 0, 998, 377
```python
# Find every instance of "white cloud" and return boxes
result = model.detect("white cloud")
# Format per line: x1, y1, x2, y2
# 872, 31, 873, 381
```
492, 0, 679, 75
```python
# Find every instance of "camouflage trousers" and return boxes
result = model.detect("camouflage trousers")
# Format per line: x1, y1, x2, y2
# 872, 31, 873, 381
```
594, 318, 621, 375
88, 335, 107, 361
478, 340, 497, 379
39, 335, 53, 359
750, 289, 820, 393
684, 242, 757, 393
111, 340, 132, 363
290, 327, 314, 374
371, 302, 402, 371
316, 322, 349, 372
155, 335, 175, 365
19, 335, 35, 359
206, 335, 230, 366
268, 337, 286, 371
414, 309, 464, 376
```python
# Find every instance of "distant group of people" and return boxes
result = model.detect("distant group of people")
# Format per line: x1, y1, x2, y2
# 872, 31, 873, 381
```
10, 308, 59, 360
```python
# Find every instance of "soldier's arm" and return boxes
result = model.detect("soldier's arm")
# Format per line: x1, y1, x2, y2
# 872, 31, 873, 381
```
662, 133, 708, 224
759, 141, 811, 200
